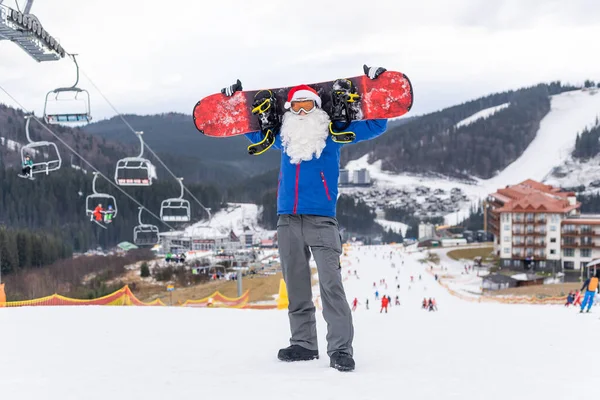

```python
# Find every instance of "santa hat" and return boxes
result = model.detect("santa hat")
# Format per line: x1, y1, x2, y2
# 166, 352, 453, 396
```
284, 84, 322, 109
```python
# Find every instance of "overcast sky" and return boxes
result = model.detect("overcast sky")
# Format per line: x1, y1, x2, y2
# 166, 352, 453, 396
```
1, 0, 599, 122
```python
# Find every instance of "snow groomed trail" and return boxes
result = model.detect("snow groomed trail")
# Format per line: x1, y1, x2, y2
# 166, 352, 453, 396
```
0, 244, 594, 400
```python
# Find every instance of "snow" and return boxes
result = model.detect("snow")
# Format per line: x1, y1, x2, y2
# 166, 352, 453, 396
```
162, 203, 268, 239
455, 102, 510, 128
345, 89, 600, 225
375, 218, 408, 236
1, 243, 596, 400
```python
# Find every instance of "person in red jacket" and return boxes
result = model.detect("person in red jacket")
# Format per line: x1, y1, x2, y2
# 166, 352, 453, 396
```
573, 290, 583, 307
351, 297, 359, 311
92, 203, 103, 222
380, 296, 389, 313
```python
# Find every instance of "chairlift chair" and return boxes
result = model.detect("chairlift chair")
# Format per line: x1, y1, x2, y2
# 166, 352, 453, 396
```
43, 54, 92, 125
115, 131, 154, 186
85, 172, 117, 229
19, 114, 61, 178
133, 207, 160, 246
160, 177, 191, 222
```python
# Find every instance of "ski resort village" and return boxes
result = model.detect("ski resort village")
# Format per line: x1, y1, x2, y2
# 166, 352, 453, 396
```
2, 1, 600, 398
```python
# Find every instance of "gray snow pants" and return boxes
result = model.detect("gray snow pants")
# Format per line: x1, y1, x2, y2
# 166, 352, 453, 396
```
277, 214, 354, 357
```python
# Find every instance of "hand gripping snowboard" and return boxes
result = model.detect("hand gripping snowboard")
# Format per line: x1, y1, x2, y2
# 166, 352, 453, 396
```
192, 69, 413, 141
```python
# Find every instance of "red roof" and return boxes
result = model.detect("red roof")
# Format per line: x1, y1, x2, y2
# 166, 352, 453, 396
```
491, 179, 580, 214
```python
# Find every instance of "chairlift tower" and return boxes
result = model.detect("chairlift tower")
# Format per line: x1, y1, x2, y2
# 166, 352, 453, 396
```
0, 0, 66, 62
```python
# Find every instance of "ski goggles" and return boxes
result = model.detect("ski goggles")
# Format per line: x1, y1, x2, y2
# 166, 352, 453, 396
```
290, 99, 316, 114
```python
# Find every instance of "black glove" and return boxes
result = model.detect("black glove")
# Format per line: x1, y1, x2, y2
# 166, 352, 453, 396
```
221, 79, 243, 96
363, 64, 386, 80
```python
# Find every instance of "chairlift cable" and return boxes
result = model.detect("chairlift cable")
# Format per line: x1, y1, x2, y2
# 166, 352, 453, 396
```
76, 64, 213, 222
0, 83, 176, 231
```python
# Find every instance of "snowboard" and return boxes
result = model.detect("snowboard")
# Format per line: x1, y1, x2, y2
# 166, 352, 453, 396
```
192, 70, 413, 137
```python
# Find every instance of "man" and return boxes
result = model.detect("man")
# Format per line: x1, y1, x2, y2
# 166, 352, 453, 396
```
380, 295, 389, 313
22, 154, 33, 177
92, 203, 103, 222
579, 270, 600, 313
221, 65, 388, 372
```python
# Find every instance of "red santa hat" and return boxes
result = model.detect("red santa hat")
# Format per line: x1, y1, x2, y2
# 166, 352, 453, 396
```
284, 84, 322, 109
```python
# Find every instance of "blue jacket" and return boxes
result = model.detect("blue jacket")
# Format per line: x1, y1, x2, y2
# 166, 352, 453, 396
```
245, 119, 387, 217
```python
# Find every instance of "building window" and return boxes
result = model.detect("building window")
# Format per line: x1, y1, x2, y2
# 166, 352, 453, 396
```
550, 249, 556, 255
550, 214, 559, 223
504, 224, 510, 231
503, 260, 511, 267
564, 261, 575, 270
502, 213, 511, 222
581, 262, 588, 270
550, 238, 557, 243
580, 249, 592, 258
563, 248, 575, 257
550, 225, 557, 232
503, 247, 510, 254
539, 261, 546, 268
503, 236, 509, 243
564, 237, 575, 245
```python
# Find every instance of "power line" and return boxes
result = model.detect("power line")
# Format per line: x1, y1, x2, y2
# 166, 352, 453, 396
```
0, 83, 176, 231
76, 66, 213, 223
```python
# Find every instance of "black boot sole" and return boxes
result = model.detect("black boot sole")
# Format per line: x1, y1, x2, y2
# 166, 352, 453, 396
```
278, 354, 319, 362
330, 360, 355, 371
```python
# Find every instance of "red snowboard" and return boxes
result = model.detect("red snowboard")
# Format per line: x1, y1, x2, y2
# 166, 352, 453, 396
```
193, 71, 413, 137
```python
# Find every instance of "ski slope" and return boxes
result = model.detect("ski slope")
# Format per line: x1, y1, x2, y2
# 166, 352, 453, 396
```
455, 102, 509, 128
1, 244, 595, 400
345, 89, 600, 224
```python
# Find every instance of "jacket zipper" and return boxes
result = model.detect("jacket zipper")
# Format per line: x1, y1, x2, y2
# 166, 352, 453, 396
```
320, 171, 331, 201
293, 164, 300, 214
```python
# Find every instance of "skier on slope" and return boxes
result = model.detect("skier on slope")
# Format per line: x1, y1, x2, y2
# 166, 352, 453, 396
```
223, 65, 389, 372
579, 270, 600, 313
351, 297, 360, 312
380, 295, 389, 313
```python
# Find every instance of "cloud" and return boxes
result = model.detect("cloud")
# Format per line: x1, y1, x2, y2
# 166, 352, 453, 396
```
0, 0, 599, 121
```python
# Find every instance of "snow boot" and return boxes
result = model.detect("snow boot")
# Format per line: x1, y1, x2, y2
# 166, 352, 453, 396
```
329, 351, 355, 372
277, 345, 319, 362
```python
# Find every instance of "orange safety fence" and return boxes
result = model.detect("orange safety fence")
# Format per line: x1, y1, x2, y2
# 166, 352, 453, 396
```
3, 286, 165, 307
181, 290, 250, 308
1, 285, 273, 309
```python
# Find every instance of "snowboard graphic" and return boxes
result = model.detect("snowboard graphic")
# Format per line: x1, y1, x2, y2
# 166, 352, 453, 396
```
193, 70, 413, 137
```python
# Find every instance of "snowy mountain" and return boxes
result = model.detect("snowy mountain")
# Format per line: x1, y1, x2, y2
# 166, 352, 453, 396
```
343, 88, 600, 225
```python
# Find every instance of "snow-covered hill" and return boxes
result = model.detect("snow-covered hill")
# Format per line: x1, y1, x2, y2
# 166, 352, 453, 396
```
344, 88, 600, 225
162, 202, 274, 242
455, 102, 510, 128
2, 244, 595, 399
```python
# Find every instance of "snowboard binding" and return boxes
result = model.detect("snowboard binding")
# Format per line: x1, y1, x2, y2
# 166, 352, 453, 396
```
329, 78, 361, 143
248, 89, 281, 155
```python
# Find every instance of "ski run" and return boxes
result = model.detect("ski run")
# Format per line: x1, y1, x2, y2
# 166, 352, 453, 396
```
1, 244, 596, 400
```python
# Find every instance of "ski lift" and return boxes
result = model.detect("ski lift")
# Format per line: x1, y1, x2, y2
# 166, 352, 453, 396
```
43, 54, 92, 125
160, 177, 191, 222
115, 131, 154, 186
133, 207, 160, 246
18, 114, 61, 179
85, 172, 117, 229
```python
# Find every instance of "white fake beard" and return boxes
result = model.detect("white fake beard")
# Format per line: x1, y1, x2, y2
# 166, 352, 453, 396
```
280, 107, 330, 164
